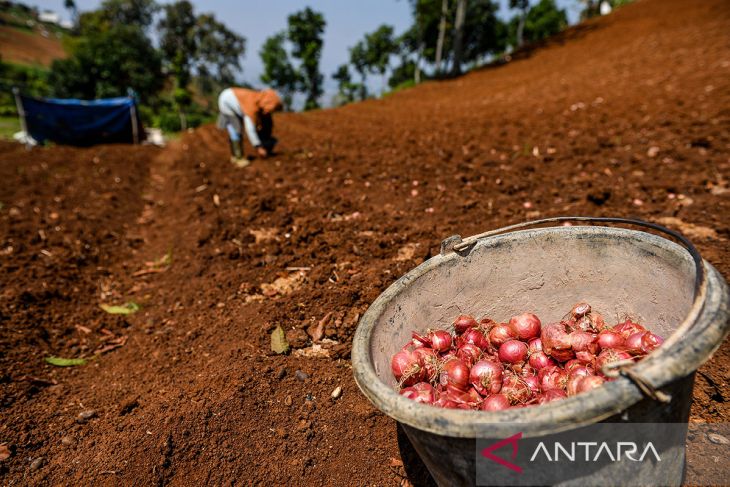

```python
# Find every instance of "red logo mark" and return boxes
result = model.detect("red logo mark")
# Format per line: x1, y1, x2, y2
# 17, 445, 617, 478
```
480, 432, 523, 473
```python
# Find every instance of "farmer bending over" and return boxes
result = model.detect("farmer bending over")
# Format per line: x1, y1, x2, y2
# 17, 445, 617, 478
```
217, 87, 282, 167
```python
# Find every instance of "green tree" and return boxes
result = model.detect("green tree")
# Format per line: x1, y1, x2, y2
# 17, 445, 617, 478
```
404, 0, 504, 75
76, 0, 158, 37
579, 0, 601, 19
158, 1, 197, 89
0, 60, 50, 104
172, 86, 192, 129
287, 7, 326, 110
451, 0, 466, 75
346, 25, 397, 96
99, 0, 158, 28
387, 59, 417, 89
349, 40, 369, 100
525, 0, 567, 43
509, 0, 567, 45
460, 0, 507, 66
157, 3, 245, 96
49, 24, 163, 100
363, 25, 397, 91
260, 31, 300, 110
509, 0, 530, 47
396, 27, 422, 83
332, 64, 359, 104
434, 0, 449, 73
405, 0, 444, 67
388, 29, 422, 87
195, 13, 246, 88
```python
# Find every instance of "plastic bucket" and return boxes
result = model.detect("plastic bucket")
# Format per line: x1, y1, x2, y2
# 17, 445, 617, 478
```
352, 217, 729, 486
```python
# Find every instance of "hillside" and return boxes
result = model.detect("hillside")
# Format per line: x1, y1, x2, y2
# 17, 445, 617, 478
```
0, 0, 728, 484
0, 3, 68, 66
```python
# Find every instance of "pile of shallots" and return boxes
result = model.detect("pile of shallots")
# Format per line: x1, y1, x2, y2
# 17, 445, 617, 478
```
391, 302, 664, 410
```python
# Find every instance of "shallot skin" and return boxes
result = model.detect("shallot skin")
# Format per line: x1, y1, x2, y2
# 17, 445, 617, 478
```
399, 382, 436, 404
541, 322, 574, 362
570, 302, 591, 318
413, 347, 439, 382
641, 332, 664, 353
612, 320, 646, 339
501, 374, 533, 404
459, 328, 491, 351
456, 342, 482, 367
454, 315, 478, 334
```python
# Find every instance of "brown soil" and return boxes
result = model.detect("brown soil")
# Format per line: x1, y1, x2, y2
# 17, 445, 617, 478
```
0, 26, 66, 66
1, 0, 729, 484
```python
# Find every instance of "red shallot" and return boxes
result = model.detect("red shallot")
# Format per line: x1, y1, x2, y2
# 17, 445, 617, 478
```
453, 315, 478, 334
488, 324, 516, 347
440, 358, 470, 391
480, 393, 511, 411
509, 312, 541, 340
392, 302, 663, 411
391, 348, 425, 386
469, 359, 503, 396
498, 340, 528, 364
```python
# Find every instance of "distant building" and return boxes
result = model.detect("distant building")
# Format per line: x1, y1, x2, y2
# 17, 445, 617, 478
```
59, 19, 73, 29
38, 10, 60, 24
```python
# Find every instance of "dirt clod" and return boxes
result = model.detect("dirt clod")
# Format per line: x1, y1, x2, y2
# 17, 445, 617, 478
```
286, 328, 308, 348
707, 433, 729, 445
276, 366, 287, 380
29, 457, 45, 472
331, 386, 343, 400
118, 398, 139, 416
77, 410, 97, 423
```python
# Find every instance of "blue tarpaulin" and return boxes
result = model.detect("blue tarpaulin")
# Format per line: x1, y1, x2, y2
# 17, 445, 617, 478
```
18, 95, 142, 146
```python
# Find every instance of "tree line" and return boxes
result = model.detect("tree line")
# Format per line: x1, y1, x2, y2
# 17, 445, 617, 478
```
2, 0, 625, 127
261, 0, 571, 108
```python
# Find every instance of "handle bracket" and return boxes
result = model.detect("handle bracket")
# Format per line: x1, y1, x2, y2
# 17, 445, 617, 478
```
440, 235, 463, 256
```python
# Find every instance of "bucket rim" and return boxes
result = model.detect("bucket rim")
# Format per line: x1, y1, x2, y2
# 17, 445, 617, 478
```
351, 225, 730, 438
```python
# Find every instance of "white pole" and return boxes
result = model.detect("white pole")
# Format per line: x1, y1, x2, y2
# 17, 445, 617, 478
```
12, 87, 28, 135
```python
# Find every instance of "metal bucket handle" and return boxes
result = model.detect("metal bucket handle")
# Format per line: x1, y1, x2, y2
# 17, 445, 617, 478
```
440, 216, 708, 402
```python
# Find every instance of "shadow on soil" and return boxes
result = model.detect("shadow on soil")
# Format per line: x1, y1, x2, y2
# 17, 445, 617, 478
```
397, 423, 437, 487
